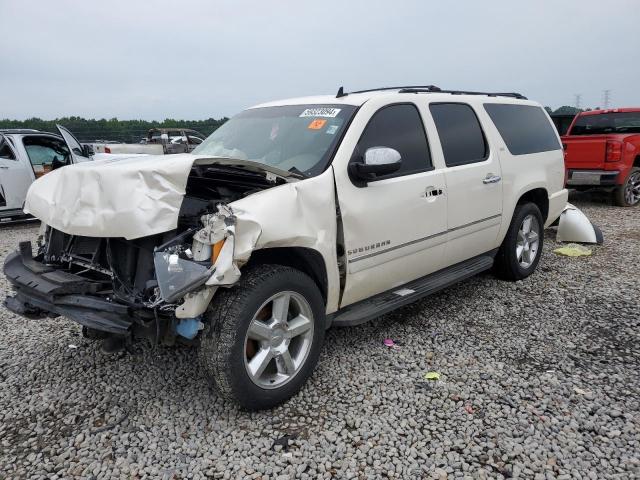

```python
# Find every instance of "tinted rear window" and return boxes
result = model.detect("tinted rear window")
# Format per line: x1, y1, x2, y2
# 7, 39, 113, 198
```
570, 111, 640, 135
484, 104, 561, 155
429, 103, 488, 167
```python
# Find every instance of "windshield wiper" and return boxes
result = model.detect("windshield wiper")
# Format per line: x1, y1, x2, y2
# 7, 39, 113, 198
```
287, 167, 307, 178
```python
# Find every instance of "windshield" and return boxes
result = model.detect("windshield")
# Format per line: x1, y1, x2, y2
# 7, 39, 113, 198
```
192, 104, 357, 176
570, 112, 640, 135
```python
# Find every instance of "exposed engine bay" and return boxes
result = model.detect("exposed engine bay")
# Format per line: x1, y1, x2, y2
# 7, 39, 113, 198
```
5, 153, 340, 348
5, 164, 285, 344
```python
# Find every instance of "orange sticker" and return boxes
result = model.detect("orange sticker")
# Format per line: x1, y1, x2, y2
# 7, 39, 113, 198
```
308, 119, 327, 130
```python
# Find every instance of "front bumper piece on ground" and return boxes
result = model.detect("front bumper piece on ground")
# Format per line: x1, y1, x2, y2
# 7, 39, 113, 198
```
3, 241, 132, 334
556, 203, 604, 245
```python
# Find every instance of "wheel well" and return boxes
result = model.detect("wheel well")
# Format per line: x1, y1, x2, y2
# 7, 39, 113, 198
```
634, 156, 640, 168
517, 188, 549, 222
245, 247, 328, 304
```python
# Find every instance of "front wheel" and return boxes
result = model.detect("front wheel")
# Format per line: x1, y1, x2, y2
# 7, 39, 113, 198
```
614, 167, 640, 207
199, 264, 325, 410
494, 202, 544, 281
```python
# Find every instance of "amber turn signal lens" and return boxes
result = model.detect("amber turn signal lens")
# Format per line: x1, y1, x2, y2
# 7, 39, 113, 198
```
212, 240, 225, 264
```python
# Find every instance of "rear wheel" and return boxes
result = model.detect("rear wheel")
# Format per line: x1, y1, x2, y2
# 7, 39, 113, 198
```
199, 264, 325, 410
494, 202, 544, 281
614, 167, 640, 207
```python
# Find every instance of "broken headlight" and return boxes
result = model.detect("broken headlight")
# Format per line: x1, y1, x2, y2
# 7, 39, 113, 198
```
153, 239, 214, 303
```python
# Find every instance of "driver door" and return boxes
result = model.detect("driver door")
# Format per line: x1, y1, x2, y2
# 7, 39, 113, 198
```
334, 101, 449, 307
56, 125, 92, 163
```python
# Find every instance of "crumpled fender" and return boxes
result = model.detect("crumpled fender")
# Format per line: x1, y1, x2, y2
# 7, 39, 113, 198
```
176, 168, 340, 318
556, 203, 604, 244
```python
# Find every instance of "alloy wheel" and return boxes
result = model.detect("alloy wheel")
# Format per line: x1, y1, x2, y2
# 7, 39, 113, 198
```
516, 214, 540, 268
624, 171, 640, 206
243, 291, 314, 389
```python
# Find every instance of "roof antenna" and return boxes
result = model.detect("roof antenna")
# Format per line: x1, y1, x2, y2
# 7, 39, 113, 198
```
336, 86, 347, 98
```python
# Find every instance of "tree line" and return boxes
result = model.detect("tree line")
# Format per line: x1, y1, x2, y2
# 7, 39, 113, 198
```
0, 117, 228, 143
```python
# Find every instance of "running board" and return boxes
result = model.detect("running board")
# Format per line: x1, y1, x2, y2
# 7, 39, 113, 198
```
0, 209, 30, 222
329, 252, 496, 328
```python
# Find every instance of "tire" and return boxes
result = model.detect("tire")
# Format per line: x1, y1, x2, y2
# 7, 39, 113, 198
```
199, 264, 325, 410
613, 167, 640, 207
494, 202, 544, 281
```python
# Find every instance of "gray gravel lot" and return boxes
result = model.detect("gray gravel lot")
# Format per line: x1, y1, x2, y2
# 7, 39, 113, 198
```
1, 194, 638, 480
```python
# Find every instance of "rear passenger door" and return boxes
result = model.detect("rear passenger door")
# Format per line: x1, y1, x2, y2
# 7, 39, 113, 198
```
335, 101, 449, 307
428, 103, 503, 265
0, 136, 34, 211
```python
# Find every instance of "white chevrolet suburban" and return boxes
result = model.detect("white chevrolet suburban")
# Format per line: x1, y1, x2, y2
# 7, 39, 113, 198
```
3, 86, 568, 409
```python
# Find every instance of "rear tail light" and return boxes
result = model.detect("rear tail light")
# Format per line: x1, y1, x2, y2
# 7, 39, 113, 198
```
605, 141, 622, 162
104, 146, 111, 154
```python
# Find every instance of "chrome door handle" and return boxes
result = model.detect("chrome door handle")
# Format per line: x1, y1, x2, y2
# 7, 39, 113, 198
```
483, 174, 501, 184
424, 186, 444, 198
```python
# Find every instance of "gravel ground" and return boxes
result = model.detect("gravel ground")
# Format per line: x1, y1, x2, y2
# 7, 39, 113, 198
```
0, 194, 638, 480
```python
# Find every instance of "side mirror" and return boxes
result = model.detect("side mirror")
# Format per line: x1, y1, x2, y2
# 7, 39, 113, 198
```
82, 144, 94, 157
349, 147, 402, 186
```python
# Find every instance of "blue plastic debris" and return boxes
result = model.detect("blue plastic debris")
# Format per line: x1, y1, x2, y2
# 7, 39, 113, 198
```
176, 317, 202, 339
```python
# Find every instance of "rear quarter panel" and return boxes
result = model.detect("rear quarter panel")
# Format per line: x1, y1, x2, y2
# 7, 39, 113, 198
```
478, 104, 567, 239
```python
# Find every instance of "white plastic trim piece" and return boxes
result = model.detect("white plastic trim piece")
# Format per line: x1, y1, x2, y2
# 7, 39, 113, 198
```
556, 203, 602, 244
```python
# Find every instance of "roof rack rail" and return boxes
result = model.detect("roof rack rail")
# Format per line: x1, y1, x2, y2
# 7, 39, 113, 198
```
399, 88, 527, 100
336, 85, 441, 98
0, 128, 41, 134
335, 85, 526, 100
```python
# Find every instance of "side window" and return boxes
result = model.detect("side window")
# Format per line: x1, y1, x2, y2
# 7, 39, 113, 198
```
0, 137, 16, 160
484, 103, 561, 155
355, 103, 432, 178
22, 137, 70, 177
429, 103, 488, 167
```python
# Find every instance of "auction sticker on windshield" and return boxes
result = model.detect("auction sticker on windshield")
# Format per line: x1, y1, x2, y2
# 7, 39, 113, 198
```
299, 107, 341, 118
307, 119, 327, 130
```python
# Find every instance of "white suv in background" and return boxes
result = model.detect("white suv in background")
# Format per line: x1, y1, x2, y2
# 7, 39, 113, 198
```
4, 85, 568, 409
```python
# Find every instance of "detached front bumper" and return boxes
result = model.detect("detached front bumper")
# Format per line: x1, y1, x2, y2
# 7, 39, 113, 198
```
566, 169, 619, 186
3, 242, 133, 334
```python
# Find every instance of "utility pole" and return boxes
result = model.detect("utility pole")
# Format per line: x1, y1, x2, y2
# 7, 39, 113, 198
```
603, 90, 611, 109
574, 94, 582, 110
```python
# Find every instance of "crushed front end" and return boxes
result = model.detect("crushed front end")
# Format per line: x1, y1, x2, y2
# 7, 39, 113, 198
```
3, 162, 279, 346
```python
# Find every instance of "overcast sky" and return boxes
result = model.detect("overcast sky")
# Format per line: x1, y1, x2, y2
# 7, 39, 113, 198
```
1, 0, 639, 120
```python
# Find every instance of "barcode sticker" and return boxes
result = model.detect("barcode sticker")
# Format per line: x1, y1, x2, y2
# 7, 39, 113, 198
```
299, 107, 341, 118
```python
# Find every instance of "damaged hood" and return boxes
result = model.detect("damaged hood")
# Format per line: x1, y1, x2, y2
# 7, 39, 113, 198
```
24, 153, 297, 239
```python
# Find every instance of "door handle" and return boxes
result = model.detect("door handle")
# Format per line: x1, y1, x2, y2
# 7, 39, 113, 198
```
483, 174, 501, 184
424, 187, 444, 197
0, 165, 8, 169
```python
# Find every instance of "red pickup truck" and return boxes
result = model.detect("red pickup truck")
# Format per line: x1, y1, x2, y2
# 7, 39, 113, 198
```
562, 108, 640, 206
